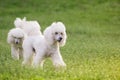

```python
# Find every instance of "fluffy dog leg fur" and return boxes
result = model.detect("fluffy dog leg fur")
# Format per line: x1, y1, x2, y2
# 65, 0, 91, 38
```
19, 48, 23, 59
32, 50, 45, 68
51, 51, 66, 68
22, 40, 34, 66
11, 46, 19, 60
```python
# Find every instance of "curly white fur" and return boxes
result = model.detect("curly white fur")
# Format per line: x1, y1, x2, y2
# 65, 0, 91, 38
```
14, 17, 42, 36
7, 28, 27, 60
22, 22, 67, 68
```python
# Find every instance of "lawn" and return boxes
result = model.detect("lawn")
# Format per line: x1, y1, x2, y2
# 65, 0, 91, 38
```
0, 0, 120, 80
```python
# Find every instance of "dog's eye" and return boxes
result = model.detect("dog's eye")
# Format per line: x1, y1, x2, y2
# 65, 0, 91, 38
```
61, 33, 63, 35
55, 32, 58, 35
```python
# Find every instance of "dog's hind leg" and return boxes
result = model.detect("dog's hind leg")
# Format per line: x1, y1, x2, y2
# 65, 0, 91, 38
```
32, 50, 45, 68
22, 49, 33, 66
22, 44, 33, 66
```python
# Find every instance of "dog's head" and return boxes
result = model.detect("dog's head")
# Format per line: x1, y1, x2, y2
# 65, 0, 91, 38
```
7, 28, 27, 45
43, 22, 67, 46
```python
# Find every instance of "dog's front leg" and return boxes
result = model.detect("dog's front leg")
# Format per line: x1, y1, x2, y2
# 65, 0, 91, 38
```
19, 48, 23, 59
51, 51, 66, 68
11, 46, 19, 60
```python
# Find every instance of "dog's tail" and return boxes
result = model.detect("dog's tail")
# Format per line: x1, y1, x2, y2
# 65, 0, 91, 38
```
14, 17, 26, 28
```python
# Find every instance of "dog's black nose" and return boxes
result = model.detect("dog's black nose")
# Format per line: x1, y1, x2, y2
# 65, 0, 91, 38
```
15, 42, 19, 44
58, 37, 62, 42
59, 37, 62, 41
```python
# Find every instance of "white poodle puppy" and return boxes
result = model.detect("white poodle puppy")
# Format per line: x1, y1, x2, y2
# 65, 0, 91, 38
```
7, 28, 27, 60
14, 17, 42, 36
22, 22, 67, 68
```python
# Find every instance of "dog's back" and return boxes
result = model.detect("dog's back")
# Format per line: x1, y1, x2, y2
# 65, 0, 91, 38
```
14, 17, 42, 36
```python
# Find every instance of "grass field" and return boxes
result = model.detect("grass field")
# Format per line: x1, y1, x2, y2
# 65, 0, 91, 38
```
0, 0, 120, 80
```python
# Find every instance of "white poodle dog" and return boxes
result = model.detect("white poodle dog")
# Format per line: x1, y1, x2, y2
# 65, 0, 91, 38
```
14, 17, 42, 36
7, 28, 27, 60
22, 22, 67, 68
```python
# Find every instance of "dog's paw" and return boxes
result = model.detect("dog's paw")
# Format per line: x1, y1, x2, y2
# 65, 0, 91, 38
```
22, 61, 26, 66
54, 62, 66, 68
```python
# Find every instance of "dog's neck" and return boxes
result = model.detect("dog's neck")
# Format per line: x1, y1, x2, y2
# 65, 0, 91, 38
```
46, 39, 59, 47
53, 41, 59, 47
48, 41, 59, 49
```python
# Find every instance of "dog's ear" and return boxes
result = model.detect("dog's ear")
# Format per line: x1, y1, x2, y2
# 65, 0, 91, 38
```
43, 27, 54, 45
7, 31, 14, 44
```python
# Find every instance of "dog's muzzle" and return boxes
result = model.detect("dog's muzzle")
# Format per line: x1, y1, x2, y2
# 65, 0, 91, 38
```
15, 42, 19, 44
57, 37, 63, 42
15, 39, 20, 44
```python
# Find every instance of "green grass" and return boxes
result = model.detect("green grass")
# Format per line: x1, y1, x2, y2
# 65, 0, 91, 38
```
0, 0, 120, 80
